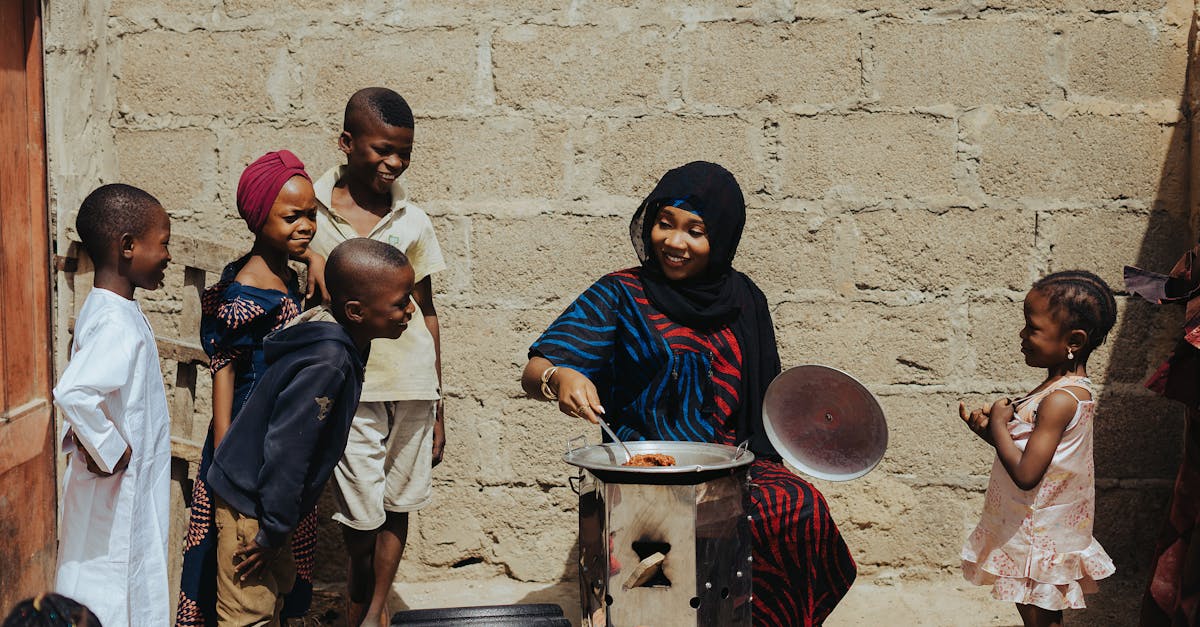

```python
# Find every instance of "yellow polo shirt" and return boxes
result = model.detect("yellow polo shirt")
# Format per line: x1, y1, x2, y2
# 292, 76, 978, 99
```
309, 166, 446, 402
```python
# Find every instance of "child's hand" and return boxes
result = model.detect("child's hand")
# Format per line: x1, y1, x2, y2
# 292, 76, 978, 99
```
233, 539, 278, 581
73, 434, 131, 476
989, 398, 1015, 423
295, 250, 329, 304
958, 402, 993, 444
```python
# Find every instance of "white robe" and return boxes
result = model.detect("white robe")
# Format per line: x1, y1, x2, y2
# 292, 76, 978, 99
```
53, 288, 171, 627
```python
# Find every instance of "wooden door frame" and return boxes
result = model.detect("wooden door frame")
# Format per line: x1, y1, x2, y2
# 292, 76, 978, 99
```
0, 0, 57, 607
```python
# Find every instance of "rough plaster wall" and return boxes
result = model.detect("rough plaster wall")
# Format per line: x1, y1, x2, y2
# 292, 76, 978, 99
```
43, 0, 1200, 623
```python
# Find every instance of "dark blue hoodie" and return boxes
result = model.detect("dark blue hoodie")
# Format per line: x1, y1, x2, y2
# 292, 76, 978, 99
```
207, 316, 367, 549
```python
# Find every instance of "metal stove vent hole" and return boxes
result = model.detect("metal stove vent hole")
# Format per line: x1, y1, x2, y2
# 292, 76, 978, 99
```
631, 540, 672, 588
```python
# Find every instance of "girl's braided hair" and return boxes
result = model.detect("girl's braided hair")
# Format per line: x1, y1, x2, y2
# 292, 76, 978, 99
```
2, 594, 101, 627
1032, 270, 1118, 357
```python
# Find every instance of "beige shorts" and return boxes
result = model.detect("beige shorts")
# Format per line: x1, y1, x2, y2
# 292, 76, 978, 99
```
331, 399, 435, 530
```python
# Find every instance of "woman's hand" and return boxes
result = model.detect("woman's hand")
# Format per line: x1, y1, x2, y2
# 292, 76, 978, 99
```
520, 357, 606, 423
551, 367, 606, 424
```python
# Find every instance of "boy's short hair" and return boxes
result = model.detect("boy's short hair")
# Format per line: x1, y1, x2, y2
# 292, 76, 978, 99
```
75, 184, 162, 262
343, 87, 414, 135
325, 238, 411, 310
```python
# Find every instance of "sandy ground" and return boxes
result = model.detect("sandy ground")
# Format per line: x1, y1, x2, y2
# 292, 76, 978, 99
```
374, 574, 1028, 626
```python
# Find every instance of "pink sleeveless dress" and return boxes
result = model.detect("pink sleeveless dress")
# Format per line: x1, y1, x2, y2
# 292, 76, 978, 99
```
962, 376, 1115, 610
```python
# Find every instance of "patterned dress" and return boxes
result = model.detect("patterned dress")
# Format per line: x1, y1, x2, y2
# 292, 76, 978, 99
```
531, 269, 856, 626
176, 259, 316, 625
962, 376, 1115, 610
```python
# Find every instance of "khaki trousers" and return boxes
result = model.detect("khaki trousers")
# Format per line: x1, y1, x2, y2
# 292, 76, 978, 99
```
214, 496, 296, 627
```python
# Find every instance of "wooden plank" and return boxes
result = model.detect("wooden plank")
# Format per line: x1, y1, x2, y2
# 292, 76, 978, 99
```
172, 362, 198, 441
0, 0, 57, 610
0, 0, 30, 412
170, 233, 239, 275
170, 435, 204, 465
180, 266, 205, 340
156, 335, 210, 365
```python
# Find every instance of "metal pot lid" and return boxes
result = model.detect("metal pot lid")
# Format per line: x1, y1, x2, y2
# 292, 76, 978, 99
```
762, 365, 887, 481
563, 439, 753, 474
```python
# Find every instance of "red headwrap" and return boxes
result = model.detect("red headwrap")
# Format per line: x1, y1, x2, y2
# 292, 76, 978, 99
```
236, 150, 311, 233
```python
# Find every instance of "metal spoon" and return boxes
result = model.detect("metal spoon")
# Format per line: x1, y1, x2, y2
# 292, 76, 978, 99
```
597, 416, 633, 463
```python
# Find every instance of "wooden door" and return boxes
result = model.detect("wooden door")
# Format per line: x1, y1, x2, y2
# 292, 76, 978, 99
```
0, 0, 58, 607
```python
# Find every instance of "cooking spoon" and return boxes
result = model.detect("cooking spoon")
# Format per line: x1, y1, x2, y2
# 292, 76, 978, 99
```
597, 416, 633, 463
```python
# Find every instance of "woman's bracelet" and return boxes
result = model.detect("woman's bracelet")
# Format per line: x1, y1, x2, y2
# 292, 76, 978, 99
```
540, 365, 560, 400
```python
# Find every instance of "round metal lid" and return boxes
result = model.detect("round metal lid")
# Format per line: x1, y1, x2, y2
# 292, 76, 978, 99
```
762, 365, 887, 481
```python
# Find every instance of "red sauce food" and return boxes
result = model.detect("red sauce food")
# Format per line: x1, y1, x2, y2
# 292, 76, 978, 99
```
622, 453, 676, 467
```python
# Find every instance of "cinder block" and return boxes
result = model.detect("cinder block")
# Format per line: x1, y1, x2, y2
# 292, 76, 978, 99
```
872, 21, 1057, 107
493, 25, 672, 109
773, 300, 957, 385
47, 0, 114, 51
429, 215, 471, 298
110, 0, 215, 21
738, 209, 839, 297
879, 392, 998, 478
855, 207, 1035, 291
778, 113, 957, 199
469, 214, 630, 308
591, 116, 762, 198
118, 31, 286, 116
679, 22, 861, 108
115, 128, 218, 217
999, 0, 1166, 11
479, 485, 579, 582
1040, 208, 1192, 290
404, 117, 567, 201
407, 487, 487, 566
975, 111, 1185, 201
223, 0, 355, 17
1068, 18, 1188, 102
440, 306, 562, 397
1093, 391, 1184, 478
1091, 296, 1183, 387
215, 122, 340, 205
1093, 485, 1172, 572
296, 29, 478, 116
380, 0, 563, 27
808, 0, 963, 12
966, 296, 1028, 384
821, 478, 985, 569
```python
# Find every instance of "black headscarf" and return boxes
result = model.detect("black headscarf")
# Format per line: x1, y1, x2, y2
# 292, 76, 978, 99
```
630, 161, 782, 457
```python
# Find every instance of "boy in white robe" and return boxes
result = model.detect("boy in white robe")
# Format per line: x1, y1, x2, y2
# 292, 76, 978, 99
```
53, 184, 173, 627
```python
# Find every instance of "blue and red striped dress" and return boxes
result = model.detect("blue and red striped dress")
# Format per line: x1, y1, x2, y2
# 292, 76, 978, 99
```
531, 267, 856, 626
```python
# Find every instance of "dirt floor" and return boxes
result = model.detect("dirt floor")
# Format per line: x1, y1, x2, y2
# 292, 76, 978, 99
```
375, 574, 1027, 626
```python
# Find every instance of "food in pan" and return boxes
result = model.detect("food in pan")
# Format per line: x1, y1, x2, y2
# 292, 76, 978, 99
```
622, 453, 676, 467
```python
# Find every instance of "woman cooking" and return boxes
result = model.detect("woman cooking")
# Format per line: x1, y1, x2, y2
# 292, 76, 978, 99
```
520, 161, 856, 626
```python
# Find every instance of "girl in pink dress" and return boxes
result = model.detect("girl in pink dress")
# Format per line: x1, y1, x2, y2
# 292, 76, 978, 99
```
959, 270, 1118, 627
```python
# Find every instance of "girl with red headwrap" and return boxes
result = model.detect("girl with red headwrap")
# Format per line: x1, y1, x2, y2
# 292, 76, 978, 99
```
177, 150, 321, 626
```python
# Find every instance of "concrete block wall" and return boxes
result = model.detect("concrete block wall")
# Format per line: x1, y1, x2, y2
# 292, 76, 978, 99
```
42, 0, 1199, 623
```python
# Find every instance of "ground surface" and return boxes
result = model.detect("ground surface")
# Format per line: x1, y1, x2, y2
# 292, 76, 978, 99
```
304, 572, 1139, 626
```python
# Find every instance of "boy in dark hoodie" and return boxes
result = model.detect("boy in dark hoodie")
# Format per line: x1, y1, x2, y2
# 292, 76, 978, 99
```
206, 238, 416, 626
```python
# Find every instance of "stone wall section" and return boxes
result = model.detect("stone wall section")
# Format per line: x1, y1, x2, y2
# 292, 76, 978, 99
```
43, 0, 1199, 622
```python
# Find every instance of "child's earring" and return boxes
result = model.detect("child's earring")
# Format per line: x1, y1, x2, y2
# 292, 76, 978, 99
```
1067, 348, 1075, 360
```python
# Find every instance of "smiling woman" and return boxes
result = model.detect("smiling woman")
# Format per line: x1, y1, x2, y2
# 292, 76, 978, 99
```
520, 161, 857, 626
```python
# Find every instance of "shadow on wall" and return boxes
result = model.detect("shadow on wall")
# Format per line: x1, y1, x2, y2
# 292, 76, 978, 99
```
1080, 11, 1199, 626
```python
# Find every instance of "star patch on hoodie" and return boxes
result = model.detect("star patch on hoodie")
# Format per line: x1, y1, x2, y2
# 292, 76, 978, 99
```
315, 396, 332, 421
